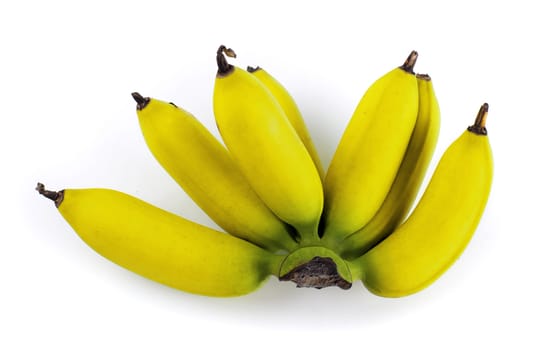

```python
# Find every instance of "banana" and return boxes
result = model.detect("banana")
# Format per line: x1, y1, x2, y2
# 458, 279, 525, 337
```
247, 66, 325, 180
36, 183, 282, 297
321, 51, 419, 245
348, 104, 493, 297
133, 93, 297, 252
213, 46, 323, 243
340, 74, 440, 258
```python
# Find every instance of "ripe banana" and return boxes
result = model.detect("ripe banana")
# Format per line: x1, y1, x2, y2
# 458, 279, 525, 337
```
321, 51, 419, 245
247, 66, 325, 180
348, 104, 493, 297
340, 74, 441, 258
213, 46, 323, 243
133, 93, 296, 252
36, 183, 282, 297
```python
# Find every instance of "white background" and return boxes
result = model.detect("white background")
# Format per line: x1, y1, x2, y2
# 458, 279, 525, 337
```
2, 0, 541, 348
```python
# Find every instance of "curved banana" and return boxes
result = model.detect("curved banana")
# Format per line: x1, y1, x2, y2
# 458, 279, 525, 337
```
247, 66, 325, 180
133, 93, 296, 252
213, 46, 323, 243
321, 51, 419, 245
348, 104, 493, 297
340, 74, 440, 258
36, 184, 282, 297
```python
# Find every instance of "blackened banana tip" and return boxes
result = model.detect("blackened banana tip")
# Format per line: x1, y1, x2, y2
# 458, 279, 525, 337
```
468, 103, 489, 135
132, 92, 150, 110
247, 66, 261, 73
216, 45, 236, 76
400, 50, 418, 74
416, 73, 431, 81
36, 182, 64, 208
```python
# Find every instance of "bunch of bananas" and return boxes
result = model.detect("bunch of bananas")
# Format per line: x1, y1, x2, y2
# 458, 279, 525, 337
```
37, 45, 493, 298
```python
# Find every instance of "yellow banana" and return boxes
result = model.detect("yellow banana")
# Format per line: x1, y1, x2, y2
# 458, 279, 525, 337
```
348, 104, 493, 297
133, 93, 296, 252
213, 46, 323, 243
340, 74, 440, 258
36, 184, 282, 297
247, 66, 325, 180
321, 51, 419, 245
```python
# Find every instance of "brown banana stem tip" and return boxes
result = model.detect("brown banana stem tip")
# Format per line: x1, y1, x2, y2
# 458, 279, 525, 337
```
416, 73, 431, 81
216, 45, 236, 76
467, 103, 489, 135
131, 92, 150, 110
400, 50, 418, 74
246, 66, 261, 73
36, 182, 64, 208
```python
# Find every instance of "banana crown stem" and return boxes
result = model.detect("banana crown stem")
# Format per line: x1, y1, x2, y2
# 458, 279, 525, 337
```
36, 183, 64, 208
279, 256, 352, 290
216, 45, 237, 76
467, 103, 489, 135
